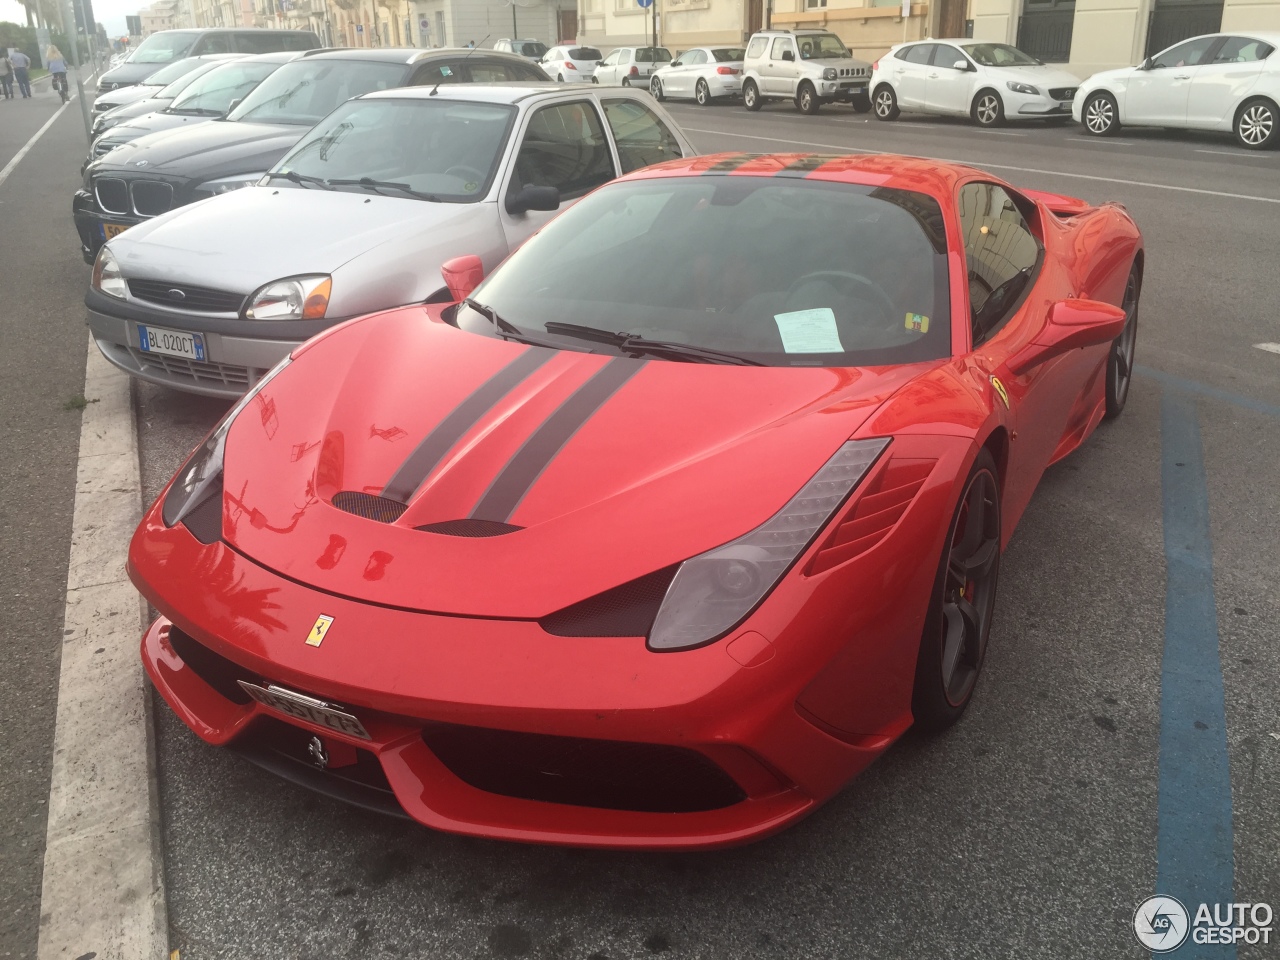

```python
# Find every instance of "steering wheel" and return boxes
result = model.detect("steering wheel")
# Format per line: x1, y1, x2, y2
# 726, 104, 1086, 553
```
784, 270, 899, 328
445, 165, 486, 185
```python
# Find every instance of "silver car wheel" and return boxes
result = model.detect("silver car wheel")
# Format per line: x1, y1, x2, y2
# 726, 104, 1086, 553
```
1238, 102, 1274, 146
875, 90, 894, 117
696, 79, 710, 106
1085, 96, 1114, 134
975, 94, 1000, 125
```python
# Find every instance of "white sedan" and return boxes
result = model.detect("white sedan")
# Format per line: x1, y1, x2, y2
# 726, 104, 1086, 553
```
1074, 32, 1279, 149
650, 46, 745, 105
540, 45, 603, 83
594, 46, 673, 87
870, 40, 1081, 127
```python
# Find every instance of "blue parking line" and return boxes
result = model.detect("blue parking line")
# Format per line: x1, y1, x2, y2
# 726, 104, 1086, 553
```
1139, 365, 1280, 419
1158, 389, 1235, 956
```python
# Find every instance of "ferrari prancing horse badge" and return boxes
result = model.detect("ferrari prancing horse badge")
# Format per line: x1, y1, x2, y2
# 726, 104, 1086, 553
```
990, 376, 1010, 409
305, 614, 335, 647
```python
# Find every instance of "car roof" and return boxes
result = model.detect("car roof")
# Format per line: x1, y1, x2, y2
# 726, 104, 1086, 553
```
359, 81, 626, 105
147, 26, 316, 34
301, 47, 533, 64
751, 28, 840, 36
243, 50, 310, 63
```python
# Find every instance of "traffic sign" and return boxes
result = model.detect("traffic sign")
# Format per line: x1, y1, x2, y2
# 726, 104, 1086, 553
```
637, 0, 653, 8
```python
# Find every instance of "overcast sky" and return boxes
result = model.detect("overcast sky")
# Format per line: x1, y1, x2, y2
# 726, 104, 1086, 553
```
1, 0, 135, 39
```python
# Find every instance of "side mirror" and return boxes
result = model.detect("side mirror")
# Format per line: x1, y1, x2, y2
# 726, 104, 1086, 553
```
1007, 299, 1127, 375
505, 183, 560, 215
781, 50, 794, 62
440, 255, 485, 303
1139, 57, 1154, 70
953, 59, 971, 71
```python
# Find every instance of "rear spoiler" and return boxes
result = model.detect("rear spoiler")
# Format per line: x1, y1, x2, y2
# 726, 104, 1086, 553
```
1020, 188, 1094, 217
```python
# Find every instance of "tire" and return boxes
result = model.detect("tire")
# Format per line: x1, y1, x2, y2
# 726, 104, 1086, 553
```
1234, 97, 1277, 150
1104, 264, 1141, 419
873, 84, 900, 121
912, 448, 1002, 734
851, 94, 872, 114
622, 76, 631, 87
591, 76, 599, 84
1082, 91, 1120, 136
650, 77, 665, 101
557, 74, 565, 83
743, 79, 761, 112
696, 79, 711, 106
971, 89, 1005, 127
797, 81, 820, 115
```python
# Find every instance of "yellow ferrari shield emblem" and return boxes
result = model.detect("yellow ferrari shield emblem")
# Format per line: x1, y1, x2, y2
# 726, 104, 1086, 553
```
305, 615, 334, 647
990, 376, 1010, 409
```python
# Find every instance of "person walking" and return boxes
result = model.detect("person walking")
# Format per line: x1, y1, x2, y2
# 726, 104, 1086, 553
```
0, 52, 14, 100
10, 48, 32, 98
46, 45, 68, 102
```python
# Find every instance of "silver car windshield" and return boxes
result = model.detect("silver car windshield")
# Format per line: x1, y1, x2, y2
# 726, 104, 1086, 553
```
167, 61, 279, 115
798, 34, 851, 60
274, 98, 517, 203
461, 176, 951, 367
228, 60, 409, 126
960, 43, 1041, 66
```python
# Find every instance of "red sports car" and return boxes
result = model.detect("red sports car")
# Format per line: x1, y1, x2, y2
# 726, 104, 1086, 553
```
132, 153, 1142, 849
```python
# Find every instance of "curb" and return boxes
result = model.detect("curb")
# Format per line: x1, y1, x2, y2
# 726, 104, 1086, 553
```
37, 336, 168, 960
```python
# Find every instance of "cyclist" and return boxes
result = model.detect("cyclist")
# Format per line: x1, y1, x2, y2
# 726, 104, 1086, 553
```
46, 46, 69, 102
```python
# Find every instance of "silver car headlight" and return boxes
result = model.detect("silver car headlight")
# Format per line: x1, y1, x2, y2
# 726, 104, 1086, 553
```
244, 275, 331, 320
648, 438, 890, 651
195, 172, 267, 195
90, 246, 128, 300
1007, 81, 1040, 96
162, 356, 292, 526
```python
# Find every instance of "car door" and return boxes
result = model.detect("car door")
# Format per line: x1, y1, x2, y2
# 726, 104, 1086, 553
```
926, 42, 975, 115
672, 49, 705, 96
600, 96, 688, 173
891, 43, 936, 109
766, 37, 797, 96
1186, 35, 1274, 127
597, 49, 620, 85
540, 48, 563, 79
499, 99, 619, 250
1124, 35, 1222, 126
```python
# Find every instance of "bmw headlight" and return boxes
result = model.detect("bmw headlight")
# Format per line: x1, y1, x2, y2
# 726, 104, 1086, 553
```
162, 356, 292, 526
244, 275, 331, 320
1007, 81, 1040, 96
822, 67, 837, 81
195, 172, 267, 196
90, 246, 128, 300
648, 438, 890, 651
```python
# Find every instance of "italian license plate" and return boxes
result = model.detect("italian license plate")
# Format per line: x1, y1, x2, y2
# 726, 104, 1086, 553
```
138, 324, 206, 362
102, 223, 129, 240
237, 682, 372, 740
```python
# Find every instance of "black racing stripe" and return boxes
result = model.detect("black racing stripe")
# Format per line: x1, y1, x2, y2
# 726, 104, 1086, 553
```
701, 154, 764, 173
381, 348, 555, 503
773, 154, 841, 177
469, 358, 646, 523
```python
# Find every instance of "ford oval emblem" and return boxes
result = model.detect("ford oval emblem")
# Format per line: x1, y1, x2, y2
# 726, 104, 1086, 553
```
167, 288, 186, 301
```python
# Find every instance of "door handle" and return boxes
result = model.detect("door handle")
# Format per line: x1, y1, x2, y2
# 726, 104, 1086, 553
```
928, 72, 939, 78
1173, 73, 1190, 80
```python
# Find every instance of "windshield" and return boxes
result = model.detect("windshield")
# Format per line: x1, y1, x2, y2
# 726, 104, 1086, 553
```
145, 56, 209, 85
459, 176, 950, 366
168, 60, 280, 114
228, 60, 408, 125
514, 41, 548, 58
712, 48, 746, 62
130, 31, 200, 64
798, 34, 850, 60
157, 59, 233, 99
637, 47, 673, 63
274, 98, 515, 202
960, 43, 1041, 66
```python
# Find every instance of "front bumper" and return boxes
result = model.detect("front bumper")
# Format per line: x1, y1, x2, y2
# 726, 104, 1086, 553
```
819, 79, 870, 103
73, 187, 141, 264
1007, 90, 1075, 119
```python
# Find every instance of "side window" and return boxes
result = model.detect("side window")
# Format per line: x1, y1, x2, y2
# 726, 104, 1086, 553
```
684, 49, 707, 66
957, 182, 1041, 343
414, 60, 465, 85
502, 61, 549, 82
601, 98, 683, 173
1211, 37, 1274, 62
601, 50, 620, 66
192, 34, 232, 55
902, 43, 935, 65
746, 37, 768, 60
1151, 36, 1219, 68
234, 32, 274, 54
512, 101, 616, 199
280, 34, 319, 51
770, 38, 794, 61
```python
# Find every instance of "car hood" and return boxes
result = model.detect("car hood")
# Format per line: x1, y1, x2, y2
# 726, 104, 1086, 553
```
100, 61, 166, 87
96, 83, 163, 110
217, 311, 930, 616
100, 96, 175, 126
804, 55, 870, 71
983, 63, 1082, 87
103, 110, 212, 143
112, 188, 484, 292
90, 119, 304, 178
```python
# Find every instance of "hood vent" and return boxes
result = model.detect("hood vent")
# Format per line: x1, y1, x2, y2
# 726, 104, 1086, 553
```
332, 491, 408, 523
416, 519, 523, 538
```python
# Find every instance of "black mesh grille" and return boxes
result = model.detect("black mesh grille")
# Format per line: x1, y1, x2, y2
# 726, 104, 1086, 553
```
332, 491, 408, 523
129, 279, 245, 313
130, 179, 173, 217
180, 478, 224, 544
415, 519, 523, 538
422, 723, 746, 813
539, 565, 679, 637
1049, 87, 1077, 101
95, 177, 129, 215
166, 625, 257, 704
245, 716, 394, 792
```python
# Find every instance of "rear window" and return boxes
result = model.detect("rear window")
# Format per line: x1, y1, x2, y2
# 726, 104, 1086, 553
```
712, 48, 746, 62
235, 31, 319, 54
514, 41, 548, 58
228, 60, 409, 125
746, 37, 768, 59
569, 47, 603, 60
467, 58, 548, 82
636, 47, 673, 63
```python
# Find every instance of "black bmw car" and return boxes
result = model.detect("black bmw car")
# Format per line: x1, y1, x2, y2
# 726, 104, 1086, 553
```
73, 47, 549, 263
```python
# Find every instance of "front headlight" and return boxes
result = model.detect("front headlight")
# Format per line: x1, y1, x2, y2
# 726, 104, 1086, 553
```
822, 67, 837, 81
162, 356, 292, 527
1007, 81, 1040, 96
91, 246, 128, 299
195, 172, 267, 196
244, 275, 331, 320
648, 438, 890, 651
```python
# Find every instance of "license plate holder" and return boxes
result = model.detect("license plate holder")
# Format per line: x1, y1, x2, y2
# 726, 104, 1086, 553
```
237, 682, 372, 740
137, 324, 206, 362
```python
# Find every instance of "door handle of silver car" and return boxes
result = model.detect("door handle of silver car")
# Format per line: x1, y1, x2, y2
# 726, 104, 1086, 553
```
1173, 73, 1190, 79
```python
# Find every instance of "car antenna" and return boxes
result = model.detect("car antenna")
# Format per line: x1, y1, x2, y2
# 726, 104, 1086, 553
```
431, 34, 490, 96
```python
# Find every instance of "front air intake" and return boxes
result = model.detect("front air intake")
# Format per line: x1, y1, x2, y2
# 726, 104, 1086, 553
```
331, 491, 407, 523
416, 519, 522, 538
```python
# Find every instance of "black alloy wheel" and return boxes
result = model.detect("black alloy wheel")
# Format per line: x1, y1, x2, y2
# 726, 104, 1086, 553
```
696, 79, 711, 106
1104, 265, 1141, 419
912, 448, 1002, 732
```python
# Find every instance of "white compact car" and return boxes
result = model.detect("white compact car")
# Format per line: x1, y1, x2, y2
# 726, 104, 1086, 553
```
650, 46, 745, 104
593, 46, 673, 87
540, 45, 603, 83
1074, 32, 1279, 149
871, 40, 1080, 127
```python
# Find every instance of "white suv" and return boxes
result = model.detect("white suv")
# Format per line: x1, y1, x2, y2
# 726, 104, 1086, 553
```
741, 29, 872, 114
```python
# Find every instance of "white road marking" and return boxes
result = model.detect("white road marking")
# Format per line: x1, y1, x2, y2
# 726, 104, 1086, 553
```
0, 101, 71, 190
1194, 148, 1266, 158
37, 338, 168, 960
1066, 137, 1134, 145
984, 130, 1027, 136
1255, 343, 1280, 355
681, 126, 1280, 204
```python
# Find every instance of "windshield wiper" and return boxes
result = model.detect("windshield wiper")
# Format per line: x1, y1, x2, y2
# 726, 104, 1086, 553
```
542, 321, 763, 365
167, 107, 224, 116
328, 177, 441, 202
462, 299, 562, 348
263, 170, 332, 189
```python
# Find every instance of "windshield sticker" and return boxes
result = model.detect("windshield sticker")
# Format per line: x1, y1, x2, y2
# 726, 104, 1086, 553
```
905, 312, 930, 334
774, 308, 843, 353
439, 65, 453, 76
464, 181, 478, 192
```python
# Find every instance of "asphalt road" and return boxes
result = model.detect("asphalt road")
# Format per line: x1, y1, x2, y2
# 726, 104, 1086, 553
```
8, 92, 1280, 960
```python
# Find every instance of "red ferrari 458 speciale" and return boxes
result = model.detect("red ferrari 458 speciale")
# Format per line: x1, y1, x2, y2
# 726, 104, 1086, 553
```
132, 153, 1142, 849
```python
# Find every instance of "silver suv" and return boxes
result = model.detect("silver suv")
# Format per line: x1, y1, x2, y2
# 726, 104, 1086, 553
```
741, 29, 872, 114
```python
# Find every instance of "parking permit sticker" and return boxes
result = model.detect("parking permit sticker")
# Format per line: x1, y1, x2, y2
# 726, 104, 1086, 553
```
774, 308, 843, 353
440, 65, 453, 76
464, 181, 478, 192
905, 312, 930, 333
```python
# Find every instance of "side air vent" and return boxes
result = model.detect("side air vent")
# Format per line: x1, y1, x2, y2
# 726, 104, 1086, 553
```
540, 565, 680, 637
416, 519, 523, 538
181, 476, 224, 544
807, 458, 936, 574
331, 491, 407, 523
